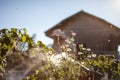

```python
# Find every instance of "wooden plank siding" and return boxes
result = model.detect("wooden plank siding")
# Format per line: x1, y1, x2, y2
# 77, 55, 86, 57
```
45, 11, 120, 58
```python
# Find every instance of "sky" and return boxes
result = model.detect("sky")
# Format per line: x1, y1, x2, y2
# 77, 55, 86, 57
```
0, 0, 120, 45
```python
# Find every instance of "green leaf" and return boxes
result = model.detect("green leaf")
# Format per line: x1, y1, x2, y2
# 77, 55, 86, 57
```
37, 41, 41, 47
23, 28, 27, 34
22, 35, 27, 42
35, 70, 39, 75
0, 29, 8, 34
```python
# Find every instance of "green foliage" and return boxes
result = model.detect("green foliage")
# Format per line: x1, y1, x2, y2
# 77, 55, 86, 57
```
85, 55, 120, 79
22, 34, 27, 42
37, 41, 46, 49
0, 28, 36, 79
23, 54, 85, 80
0, 28, 120, 80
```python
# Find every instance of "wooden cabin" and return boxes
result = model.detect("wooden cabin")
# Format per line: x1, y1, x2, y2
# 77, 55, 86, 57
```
45, 11, 120, 58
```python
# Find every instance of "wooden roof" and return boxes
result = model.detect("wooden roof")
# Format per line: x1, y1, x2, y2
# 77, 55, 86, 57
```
45, 11, 120, 38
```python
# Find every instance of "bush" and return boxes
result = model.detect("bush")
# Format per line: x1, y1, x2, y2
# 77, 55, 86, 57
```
0, 28, 120, 80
